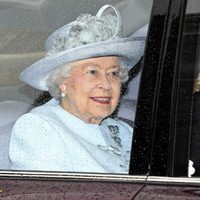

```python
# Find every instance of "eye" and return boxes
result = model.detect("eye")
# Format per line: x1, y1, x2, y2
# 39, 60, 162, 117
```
112, 71, 119, 76
87, 69, 98, 75
109, 70, 120, 78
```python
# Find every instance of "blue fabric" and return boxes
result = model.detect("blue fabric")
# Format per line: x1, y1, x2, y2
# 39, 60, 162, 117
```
9, 99, 133, 173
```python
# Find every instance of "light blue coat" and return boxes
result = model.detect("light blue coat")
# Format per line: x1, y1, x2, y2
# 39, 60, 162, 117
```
9, 99, 133, 173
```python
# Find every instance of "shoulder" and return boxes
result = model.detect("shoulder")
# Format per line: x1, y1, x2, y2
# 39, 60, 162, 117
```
9, 112, 72, 171
13, 99, 61, 125
14, 111, 51, 126
30, 104, 55, 117
29, 98, 60, 116
11, 96, 65, 139
10, 112, 64, 157
11, 102, 66, 140
11, 113, 54, 143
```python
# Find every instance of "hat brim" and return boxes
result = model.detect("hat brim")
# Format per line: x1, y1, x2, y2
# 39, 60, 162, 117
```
20, 37, 145, 91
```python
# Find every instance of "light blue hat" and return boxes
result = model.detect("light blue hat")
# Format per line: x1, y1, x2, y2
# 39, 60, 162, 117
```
20, 5, 145, 91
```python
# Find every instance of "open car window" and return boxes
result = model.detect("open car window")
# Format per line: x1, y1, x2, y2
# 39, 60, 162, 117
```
0, 0, 153, 177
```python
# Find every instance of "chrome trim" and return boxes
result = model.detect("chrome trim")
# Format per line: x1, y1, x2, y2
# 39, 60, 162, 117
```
1, 171, 200, 186
147, 176, 200, 186
0, 170, 147, 183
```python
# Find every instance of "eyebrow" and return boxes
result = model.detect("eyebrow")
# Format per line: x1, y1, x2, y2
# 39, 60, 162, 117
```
81, 62, 120, 69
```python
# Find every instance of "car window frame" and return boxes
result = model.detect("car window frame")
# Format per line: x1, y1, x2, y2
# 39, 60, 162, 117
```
130, 0, 193, 177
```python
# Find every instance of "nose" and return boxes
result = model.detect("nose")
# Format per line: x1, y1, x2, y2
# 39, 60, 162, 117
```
98, 74, 111, 90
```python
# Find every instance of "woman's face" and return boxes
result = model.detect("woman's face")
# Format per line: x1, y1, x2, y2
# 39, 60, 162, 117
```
60, 56, 121, 124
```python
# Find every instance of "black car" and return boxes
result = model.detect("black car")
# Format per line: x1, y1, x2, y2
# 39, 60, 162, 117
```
0, 0, 200, 199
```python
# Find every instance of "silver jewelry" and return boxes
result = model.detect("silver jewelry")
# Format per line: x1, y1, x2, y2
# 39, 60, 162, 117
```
99, 121, 122, 156
98, 120, 131, 171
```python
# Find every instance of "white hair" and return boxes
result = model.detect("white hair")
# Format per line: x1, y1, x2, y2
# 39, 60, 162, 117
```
46, 60, 129, 98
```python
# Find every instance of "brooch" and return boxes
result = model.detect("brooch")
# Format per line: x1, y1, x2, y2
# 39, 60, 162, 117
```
108, 125, 122, 147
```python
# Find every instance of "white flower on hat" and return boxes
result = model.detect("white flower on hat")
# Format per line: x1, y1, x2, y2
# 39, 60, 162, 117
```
47, 12, 121, 56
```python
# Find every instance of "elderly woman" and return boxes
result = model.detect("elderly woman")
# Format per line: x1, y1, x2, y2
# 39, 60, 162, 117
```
9, 5, 145, 173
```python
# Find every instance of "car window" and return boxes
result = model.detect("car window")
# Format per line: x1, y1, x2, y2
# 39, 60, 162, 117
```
174, 0, 200, 177
184, 0, 200, 177
0, 0, 153, 176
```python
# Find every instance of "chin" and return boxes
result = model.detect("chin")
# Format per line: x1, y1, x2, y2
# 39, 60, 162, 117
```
91, 111, 112, 120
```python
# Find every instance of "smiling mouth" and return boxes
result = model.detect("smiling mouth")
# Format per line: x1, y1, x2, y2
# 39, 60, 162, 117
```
90, 97, 111, 104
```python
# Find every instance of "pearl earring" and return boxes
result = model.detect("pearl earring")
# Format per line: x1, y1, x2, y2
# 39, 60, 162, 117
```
61, 92, 66, 98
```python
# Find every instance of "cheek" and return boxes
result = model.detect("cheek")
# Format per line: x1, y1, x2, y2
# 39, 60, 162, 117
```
112, 83, 121, 102
72, 77, 94, 99
114, 82, 121, 96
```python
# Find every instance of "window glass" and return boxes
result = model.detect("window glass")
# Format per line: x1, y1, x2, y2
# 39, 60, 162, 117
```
179, 0, 200, 177
0, 0, 152, 174
190, 13, 200, 176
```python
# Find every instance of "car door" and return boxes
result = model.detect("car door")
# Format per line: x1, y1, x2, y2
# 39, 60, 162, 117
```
134, 0, 200, 199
